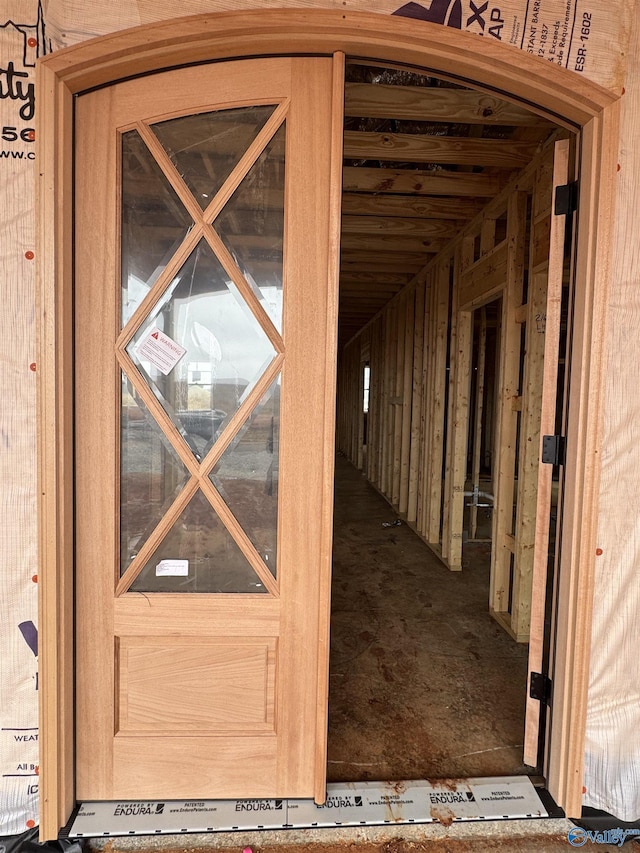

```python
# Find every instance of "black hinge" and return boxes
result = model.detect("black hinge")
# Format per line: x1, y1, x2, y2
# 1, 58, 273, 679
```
530, 671, 552, 706
554, 181, 578, 216
541, 434, 566, 466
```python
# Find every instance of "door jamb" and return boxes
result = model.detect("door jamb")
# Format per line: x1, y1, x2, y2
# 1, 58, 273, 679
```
36, 8, 619, 840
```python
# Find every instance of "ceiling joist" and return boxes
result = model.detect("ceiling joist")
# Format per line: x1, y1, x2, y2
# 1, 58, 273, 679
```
341, 215, 462, 239
344, 82, 551, 127
341, 192, 483, 220
341, 234, 446, 254
343, 131, 537, 169
342, 166, 504, 197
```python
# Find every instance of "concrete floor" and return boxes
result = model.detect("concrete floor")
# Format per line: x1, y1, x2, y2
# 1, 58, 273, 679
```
327, 454, 532, 782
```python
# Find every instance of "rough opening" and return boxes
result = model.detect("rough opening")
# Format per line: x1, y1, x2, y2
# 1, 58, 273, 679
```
331, 60, 574, 785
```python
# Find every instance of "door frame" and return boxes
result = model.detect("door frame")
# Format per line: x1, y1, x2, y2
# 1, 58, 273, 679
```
37, 8, 619, 839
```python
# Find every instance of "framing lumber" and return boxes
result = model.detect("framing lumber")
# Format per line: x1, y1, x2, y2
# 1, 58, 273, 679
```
399, 290, 415, 515
459, 242, 508, 309
440, 257, 458, 564
407, 280, 425, 524
344, 82, 552, 126
370, 316, 383, 487
343, 131, 537, 168
380, 307, 393, 496
339, 271, 410, 286
509, 145, 565, 648
341, 234, 446, 254
341, 192, 483, 221
341, 289, 403, 299
392, 297, 405, 507
415, 270, 431, 537
342, 166, 503, 197
342, 215, 462, 239
340, 252, 427, 269
470, 307, 488, 541
442, 254, 472, 570
425, 260, 451, 545
489, 190, 528, 624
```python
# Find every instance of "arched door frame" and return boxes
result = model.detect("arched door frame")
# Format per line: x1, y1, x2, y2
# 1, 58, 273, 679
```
37, 9, 619, 839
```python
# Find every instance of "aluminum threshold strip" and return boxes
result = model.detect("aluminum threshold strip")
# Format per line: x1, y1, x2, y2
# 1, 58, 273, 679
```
65, 776, 548, 838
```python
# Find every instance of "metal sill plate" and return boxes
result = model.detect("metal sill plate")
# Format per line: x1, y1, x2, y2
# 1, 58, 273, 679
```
65, 776, 547, 838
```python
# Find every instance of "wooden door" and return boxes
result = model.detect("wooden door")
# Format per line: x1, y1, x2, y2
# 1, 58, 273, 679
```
74, 56, 341, 801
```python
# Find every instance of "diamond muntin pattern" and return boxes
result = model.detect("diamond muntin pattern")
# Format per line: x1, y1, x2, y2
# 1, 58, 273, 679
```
125, 239, 278, 462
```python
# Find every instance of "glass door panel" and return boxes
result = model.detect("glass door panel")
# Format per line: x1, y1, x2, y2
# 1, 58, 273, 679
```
151, 105, 277, 209
121, 129, 193, 325
119, 110, 286, 593
129, 489, 269, 593
120, 378, 190, 573
214, 124, 286, 332
210, 375, 281, 575
124, 239, 278, 462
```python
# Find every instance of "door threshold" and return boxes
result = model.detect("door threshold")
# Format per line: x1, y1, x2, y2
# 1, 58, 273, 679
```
63, 776, 553, 838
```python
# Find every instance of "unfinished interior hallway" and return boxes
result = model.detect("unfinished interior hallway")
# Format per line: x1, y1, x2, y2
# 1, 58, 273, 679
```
333, 80, 574, 783
328, 453, 530, 783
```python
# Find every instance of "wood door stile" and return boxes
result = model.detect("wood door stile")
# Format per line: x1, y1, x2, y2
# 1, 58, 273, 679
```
314, 54, 344, 803
74, 56, 338, 802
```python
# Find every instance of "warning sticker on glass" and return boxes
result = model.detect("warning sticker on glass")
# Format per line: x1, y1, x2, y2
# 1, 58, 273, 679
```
156, 560, 189, 577
136, 329, 186, 375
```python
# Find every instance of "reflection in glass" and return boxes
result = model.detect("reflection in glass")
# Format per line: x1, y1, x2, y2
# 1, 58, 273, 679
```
126, 239, 277, 461
130, 489, 268, 593
214, 124, 285, 332
120, 377, 191, 574
121, 130, 193, 326
151, 106, 277, 210
211, 376, 280, 576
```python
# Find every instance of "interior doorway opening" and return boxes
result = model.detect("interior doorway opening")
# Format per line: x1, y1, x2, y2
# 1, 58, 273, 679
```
330, 59, 574, 786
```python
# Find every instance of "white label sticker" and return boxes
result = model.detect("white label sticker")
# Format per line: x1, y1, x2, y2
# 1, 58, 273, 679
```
155, 559, 189, 577
135, 329, 186, 375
